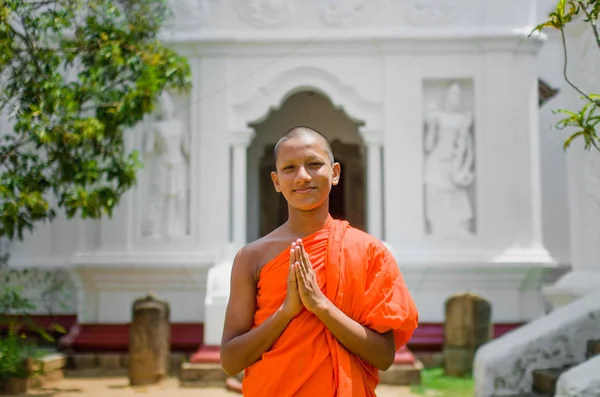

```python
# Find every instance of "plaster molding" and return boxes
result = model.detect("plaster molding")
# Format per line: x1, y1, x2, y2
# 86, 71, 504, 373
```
230, 129, 256, 147
231, 66, 383, 133
359, 128, 383, 145
70, 251, 216, 267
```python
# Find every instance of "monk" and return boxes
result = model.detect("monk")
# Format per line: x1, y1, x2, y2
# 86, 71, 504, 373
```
220, 126, 418, 396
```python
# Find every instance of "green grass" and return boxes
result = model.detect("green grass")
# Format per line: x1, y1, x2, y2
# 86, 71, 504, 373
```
410, 367, 474, 397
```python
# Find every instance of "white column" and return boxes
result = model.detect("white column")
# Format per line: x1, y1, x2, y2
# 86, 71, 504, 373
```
231, 130, 255, 247
361, 129, 383, 240
197, 57, 230, 247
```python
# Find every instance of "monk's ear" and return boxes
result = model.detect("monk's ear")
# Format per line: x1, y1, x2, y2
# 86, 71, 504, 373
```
331, 162, 341, 186
271, 171, 282, 192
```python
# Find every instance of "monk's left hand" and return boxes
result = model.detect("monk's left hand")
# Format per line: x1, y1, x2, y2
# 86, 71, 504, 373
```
293, 239, 329, 314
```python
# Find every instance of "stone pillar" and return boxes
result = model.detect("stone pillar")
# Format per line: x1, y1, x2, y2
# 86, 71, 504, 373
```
361, 129, 383, 240
544, 146, 600, 308
231, 130, 255, 247
443, 292, 492, 376
128, 294, 170, 386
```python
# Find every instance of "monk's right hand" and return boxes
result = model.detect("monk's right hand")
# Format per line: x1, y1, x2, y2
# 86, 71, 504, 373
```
281, 245, 303, 319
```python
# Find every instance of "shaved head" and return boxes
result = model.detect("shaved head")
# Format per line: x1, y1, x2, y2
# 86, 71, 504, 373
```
273, 126, 334, 168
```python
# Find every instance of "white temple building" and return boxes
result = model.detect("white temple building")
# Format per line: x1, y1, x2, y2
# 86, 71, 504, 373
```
3, 0, 599, 373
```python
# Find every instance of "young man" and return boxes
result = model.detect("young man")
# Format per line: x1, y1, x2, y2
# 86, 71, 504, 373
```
220, 126, 418, 396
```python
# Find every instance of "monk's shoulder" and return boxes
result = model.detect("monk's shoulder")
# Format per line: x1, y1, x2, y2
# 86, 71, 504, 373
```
343, 227, 388, 254
239, 231, 291, 278
343, 227, 395, 266
235, 239, 268, 276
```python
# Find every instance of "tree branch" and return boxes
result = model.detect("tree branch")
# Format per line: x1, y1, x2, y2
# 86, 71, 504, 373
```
0, 93, 21, 118
559, 26, 598, 103
0, 136, 34, 166
577, 1, 600, 50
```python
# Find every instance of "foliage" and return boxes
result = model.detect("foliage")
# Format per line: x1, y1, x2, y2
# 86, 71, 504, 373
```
532, 0, 600, 152
0, 286, 51, 382
0, 0, 191, 241
410, 367, 474, 397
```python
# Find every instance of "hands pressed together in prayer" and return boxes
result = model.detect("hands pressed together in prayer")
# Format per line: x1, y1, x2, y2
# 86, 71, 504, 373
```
282, 239, 328, 319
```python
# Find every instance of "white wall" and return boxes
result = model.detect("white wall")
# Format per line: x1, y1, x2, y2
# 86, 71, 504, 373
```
536, 0, 572, 266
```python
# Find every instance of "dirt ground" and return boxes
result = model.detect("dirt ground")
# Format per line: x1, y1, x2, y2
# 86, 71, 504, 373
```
21, 377, 421, 397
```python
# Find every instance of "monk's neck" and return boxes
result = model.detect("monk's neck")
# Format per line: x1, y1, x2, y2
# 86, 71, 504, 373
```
286, 205, 331, 238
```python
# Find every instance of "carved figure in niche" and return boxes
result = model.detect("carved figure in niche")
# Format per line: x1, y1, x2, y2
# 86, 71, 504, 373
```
423, 82, 475, 237
142, 91, 190, 239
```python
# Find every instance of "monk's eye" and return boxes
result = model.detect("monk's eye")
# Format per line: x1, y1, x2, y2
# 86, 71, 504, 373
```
282, 165, 294, 171
309, 162, 324, 167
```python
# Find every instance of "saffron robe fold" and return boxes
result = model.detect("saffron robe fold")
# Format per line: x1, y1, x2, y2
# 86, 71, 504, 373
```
242, 217, 419, 397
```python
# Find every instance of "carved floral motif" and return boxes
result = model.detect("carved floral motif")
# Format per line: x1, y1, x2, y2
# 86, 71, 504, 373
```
167, 0, 216, 29
319, 0, 385, 27
406, 0, 460, 26
233, 0, 295, 28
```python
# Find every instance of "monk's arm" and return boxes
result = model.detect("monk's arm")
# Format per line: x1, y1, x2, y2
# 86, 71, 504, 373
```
313, 302, 396, 370
220, 249, 295, 376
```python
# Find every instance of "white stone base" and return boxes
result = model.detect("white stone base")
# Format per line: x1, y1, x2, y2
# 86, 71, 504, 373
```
473, 290, 600, 397
71, 251, 215, 323
201, 242, 564, 348
543, 270, 600, 310
203, 244, 241, 346
555, 355, 600, 397
399, 261, 564, 323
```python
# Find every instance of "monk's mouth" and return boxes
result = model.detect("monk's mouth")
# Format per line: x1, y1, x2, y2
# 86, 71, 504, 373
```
293, 187, 315, 194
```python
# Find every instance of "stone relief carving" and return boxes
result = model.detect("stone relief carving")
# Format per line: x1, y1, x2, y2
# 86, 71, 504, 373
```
142, 91, 191, 239
166, 0, 217, 30
319, 0, 386, 27
423, 81, 475, 237
406, 0, 460, 26
233, 0, 295, 28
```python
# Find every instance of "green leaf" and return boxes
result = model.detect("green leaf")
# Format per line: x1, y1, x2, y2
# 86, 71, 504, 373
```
0, 0, 191, 242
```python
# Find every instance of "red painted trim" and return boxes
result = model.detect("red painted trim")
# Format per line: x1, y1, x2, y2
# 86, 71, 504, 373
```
190, 345, 220, 364
58, 323, 204, 353
12, 316, 523, 355
0, 315, 77, 339
406, 322, 524, 352
0, 315, 77, 330
393, 346, 418, 365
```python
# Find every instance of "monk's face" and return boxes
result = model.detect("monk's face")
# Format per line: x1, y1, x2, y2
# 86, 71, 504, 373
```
271, 135, 340, 212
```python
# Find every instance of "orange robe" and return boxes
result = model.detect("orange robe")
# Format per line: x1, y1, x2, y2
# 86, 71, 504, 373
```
242, 216, 419, 396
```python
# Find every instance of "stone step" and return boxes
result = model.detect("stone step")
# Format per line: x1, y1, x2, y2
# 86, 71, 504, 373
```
179, 361, 423, 388
29, 353, 67, 390
66, 352, 186, 376
532, 366, 572, 396
179, 363, 230, 388
587, 340, 600, 359
7, 353, 68, 393
491, 394, 544, 397
378, 362, 422, 386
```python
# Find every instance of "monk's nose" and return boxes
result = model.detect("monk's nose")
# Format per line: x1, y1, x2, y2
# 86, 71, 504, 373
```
295, 166, 311, 182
